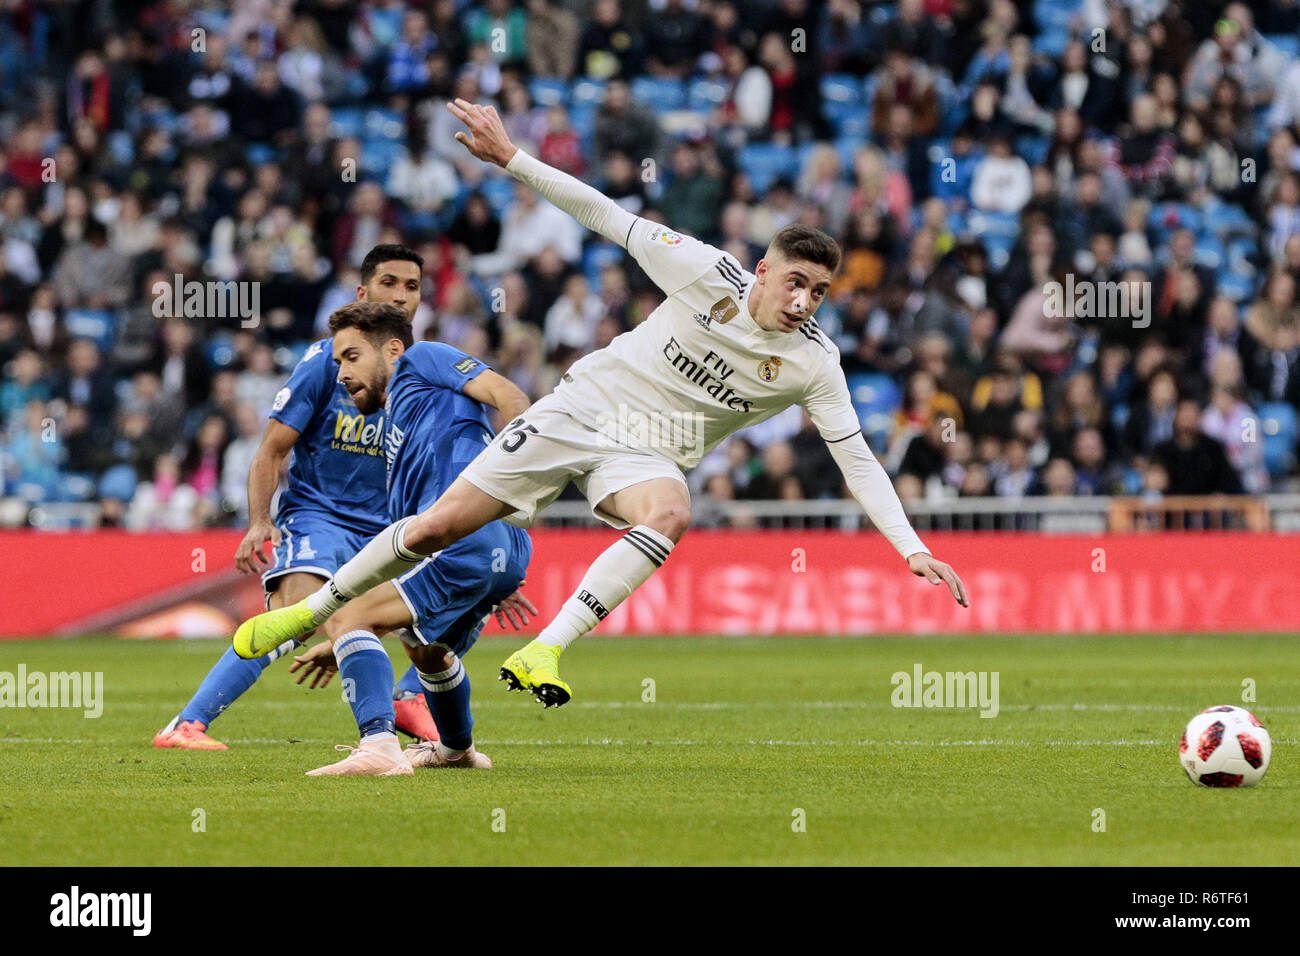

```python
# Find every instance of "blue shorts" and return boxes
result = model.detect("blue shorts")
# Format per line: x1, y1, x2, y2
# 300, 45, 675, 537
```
392, 523, 532, 658
261, 510, 378, 595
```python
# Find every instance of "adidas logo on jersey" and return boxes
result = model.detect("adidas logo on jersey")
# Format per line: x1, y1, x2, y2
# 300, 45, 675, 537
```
693, 296, 739, 331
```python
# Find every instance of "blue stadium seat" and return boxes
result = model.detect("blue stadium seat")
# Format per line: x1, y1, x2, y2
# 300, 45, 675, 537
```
1147, 202, 1202, 237
479, 176, 519, 217
205, 339, 237, 370
738, 143, 799, 195
568, 102, 598, 141
833, 111, 871, 138
362, 139, 407, 177
1259, 402, 1298, 478
330, 107, 363, 138
1193, 236, 1225, 270
582, 242, 625, 284
63, 310, 115, 352
273, 342, 311, 371
364, 108, 404, 140
832, 136, 867, 173
688, 78, 728, 112
1031, 29, 1070, 58
631, 77, 685, 112
967, 210, 1021, 270
1216, 272, 1256, 302
570, 78, 606, 105
1015, 133, 1049, 167
528, 77, 568, 107
1202, 200, 1255, 241
847, 373, 902, 451
1264, 33, 1300, 59
821, 73, 863, 130
245, 142, 281, 166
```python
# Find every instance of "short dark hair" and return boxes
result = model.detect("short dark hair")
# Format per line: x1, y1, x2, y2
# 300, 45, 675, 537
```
328, 301, 414, 349
359, 243, 424, 284
767, 224, 841, 274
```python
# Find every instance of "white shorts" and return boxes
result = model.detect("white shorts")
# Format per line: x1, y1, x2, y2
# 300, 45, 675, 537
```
458, 394, 689, 530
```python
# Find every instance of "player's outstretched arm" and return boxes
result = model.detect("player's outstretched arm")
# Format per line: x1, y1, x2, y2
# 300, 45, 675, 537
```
824, 431, 969, 607
447, 98, 638, 249
234, 420, 299, 574
462, 368, 531, 425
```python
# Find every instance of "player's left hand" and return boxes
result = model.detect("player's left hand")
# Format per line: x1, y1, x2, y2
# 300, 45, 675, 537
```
289, 640, 338, 689
907, 553, 969, 608
494, 583, 538, 630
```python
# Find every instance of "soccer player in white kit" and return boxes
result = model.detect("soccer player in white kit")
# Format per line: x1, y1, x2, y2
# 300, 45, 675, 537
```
233, 98, 969, 707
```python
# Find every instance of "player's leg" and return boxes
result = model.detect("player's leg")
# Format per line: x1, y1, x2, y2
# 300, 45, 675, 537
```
154, 571, 321, 750
305, 583, 417, 776
503, 477, 688, 707
233, 478, 515, 657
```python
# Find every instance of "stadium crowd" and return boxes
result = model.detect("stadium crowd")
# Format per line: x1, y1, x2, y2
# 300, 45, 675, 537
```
1, 0, 1299, 530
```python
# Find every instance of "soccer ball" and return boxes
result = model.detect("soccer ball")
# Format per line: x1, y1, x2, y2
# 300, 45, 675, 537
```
1178, 706, 1271, 787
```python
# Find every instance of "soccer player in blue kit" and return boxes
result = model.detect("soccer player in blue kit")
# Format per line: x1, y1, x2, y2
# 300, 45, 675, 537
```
154, 246, 458, 749
279, 300, 533, 774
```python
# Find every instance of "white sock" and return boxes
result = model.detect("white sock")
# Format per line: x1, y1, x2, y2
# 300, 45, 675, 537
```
361, 730, 398, 746
536, 525, 673, 650
306, 517, 424, 621
435, 740, 467, 760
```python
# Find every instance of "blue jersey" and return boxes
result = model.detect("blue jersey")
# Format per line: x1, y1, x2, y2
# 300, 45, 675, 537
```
269, 338, 390, 536
384, 342, 495, 520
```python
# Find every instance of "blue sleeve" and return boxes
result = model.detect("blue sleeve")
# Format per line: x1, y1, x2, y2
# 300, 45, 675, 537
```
269, 340, 332, 434
404, 341, 492, 393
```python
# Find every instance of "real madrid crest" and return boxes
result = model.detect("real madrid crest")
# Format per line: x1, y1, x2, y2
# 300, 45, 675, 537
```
758, 356, 782, 382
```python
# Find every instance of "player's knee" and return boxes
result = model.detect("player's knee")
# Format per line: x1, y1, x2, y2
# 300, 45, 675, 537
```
643, 502, 691, 542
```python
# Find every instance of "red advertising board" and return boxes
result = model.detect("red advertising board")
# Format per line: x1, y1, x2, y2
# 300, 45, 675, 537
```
1, 530, 1297, 637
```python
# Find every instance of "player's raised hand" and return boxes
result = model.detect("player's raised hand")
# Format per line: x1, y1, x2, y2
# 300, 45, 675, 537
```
907, 553, 969, 607
289, 640, 338, 689
446, 98, 517, 168
235, 519, 280, 574
494, 583, 539, 630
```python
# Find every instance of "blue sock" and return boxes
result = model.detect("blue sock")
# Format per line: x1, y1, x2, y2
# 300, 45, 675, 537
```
419, 658, 473, 751
178, 641, 296, 726
394, 665, 423, 697
335, 630, 396, 738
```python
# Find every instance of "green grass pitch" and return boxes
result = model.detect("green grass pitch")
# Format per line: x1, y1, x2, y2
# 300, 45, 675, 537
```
1, 634, 1295, 866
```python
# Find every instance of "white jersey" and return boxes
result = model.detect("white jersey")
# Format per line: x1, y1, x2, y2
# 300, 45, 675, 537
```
548, 218, 862, 470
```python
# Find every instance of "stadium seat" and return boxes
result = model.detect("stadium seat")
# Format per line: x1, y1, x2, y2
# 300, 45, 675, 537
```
967, 210, 1021, 270
205, 339, 237, 370
1259, 402, 1299, 478
1193, 236, 1225, 270
821, 74, 862, 118
688, 78, 728, 113
362, 139, 408, 178
363, 108, 404, 140
273, 342, 311, 371
1031, 30, 1070, 58
738, 143, 799, 195
570, 78, 606, 105
582, 242, 625, 284
631, 77, 685, 112
833, 111, 871, 139
245, 142, 281, 166
329, 106, 363, 138
1147, 202, 1203, 237
1203, 200, 1255, 241
568, 102, 598, 141
1216, 272, 1256, 302
1264, 33, 1300, 59
528, 77, 568, 107
847, 373, 902, 450
1015, 133, 1049, 167
479, 176, 519, 217
832, 136, 867, 174
63, 310, 115, 352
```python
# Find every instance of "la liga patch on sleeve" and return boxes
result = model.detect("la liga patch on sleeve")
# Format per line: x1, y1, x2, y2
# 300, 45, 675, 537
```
272, 387, 291, 411
454, 357, 480, 374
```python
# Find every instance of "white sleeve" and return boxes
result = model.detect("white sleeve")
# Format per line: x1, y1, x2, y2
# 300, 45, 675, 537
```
505, 148, 638, 247
505, 147, 719, 296
802, 356, 928, 560
826, 432, 930, 561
